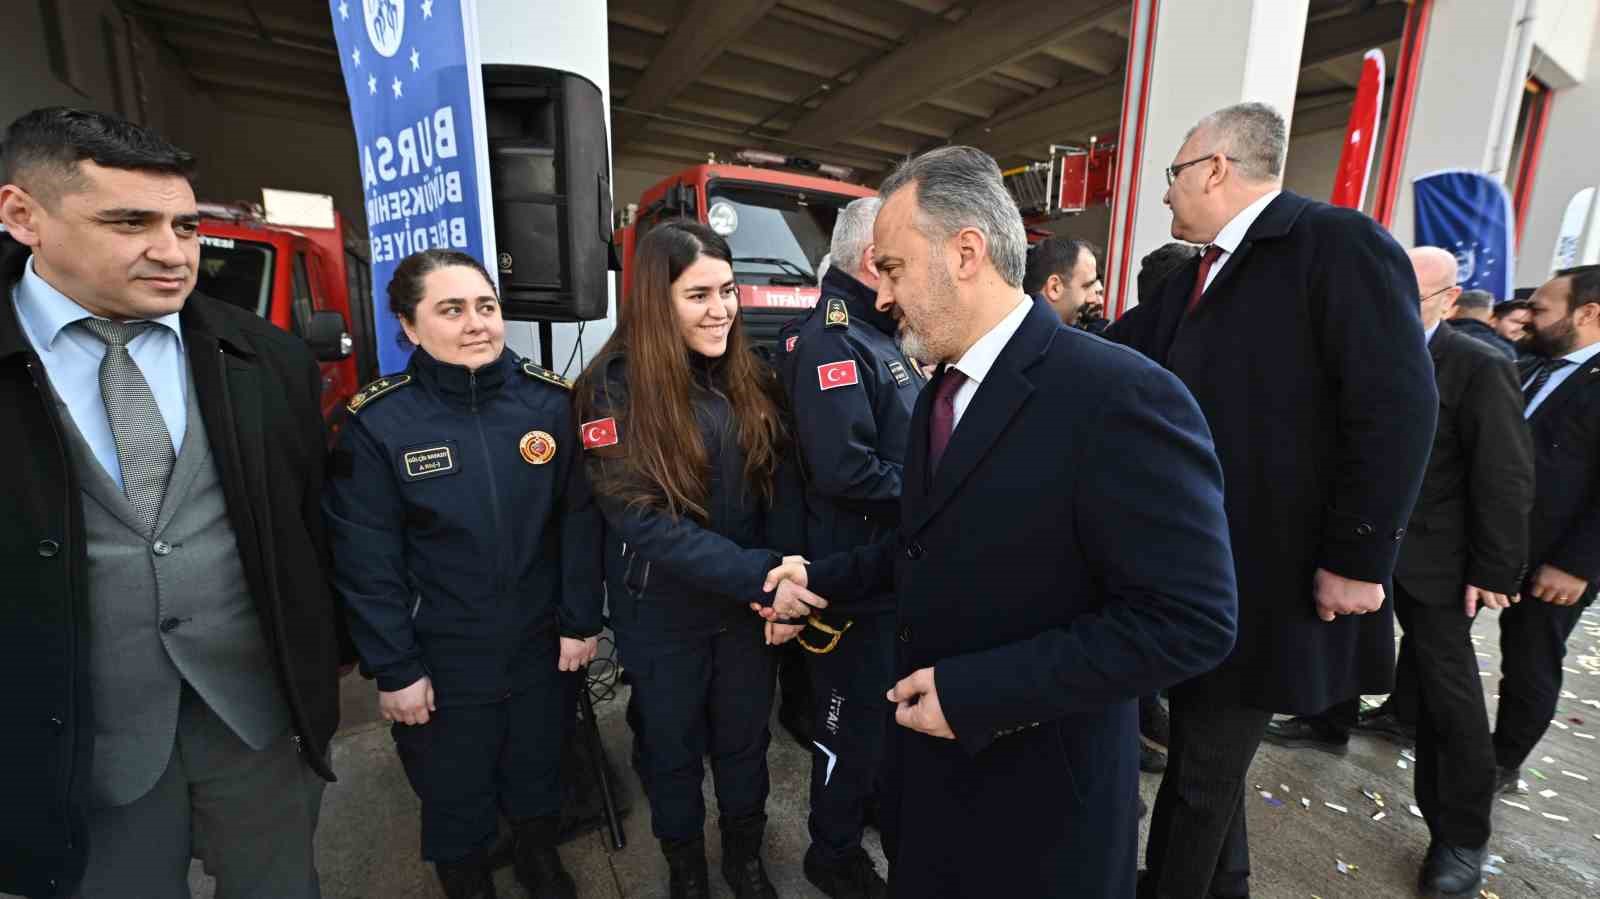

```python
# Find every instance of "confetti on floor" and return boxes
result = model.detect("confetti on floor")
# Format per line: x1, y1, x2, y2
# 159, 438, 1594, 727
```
1540, 789, 1560, 799
1543, 755, 1557, 763
1371, 811, 1386, 821
1543, 813, 1571, 822
1409, 805, 1424, 818
1325, 802, 1349, 814
1397, 759, 1409, 770
1575, 732, 1595, 740
1301, 797, 1311, 810
1501, 800, 1532, 811
1561, 770, 1590, 781
1530, 768, 1548, 780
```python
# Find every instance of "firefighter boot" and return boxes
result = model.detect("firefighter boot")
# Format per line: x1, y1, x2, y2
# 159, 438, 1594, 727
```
720, 814, 778, 899
435, 850, 498, 899
513, 816, 576, 899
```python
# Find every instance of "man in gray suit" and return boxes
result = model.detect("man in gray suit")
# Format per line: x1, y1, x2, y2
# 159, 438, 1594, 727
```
1, 108, 345, 898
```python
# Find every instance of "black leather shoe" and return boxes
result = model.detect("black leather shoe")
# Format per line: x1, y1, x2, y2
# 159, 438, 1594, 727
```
436, 852, 498, 899
1419, 842, 1486, 897
1262, 716, 1349, 756
1139, 740, 1168, 773
1140, 695, 1171, 747
1350, 706, 1416, 745
804, 845, 888, 899
1495, 765, 1526, 795
663, 838, 711, 899
513, 817, 576, 899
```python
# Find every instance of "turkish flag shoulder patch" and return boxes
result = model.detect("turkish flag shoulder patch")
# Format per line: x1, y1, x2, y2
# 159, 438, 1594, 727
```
580, 417, 620, 450
817, 360, 860, 390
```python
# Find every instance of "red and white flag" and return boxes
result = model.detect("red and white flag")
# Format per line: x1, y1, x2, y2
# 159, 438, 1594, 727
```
817, 360, 859, 390
581, 417, 619, 450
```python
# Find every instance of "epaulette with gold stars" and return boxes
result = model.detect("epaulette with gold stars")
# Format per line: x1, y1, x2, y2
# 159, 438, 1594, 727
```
345, 374, 412, 414
522, 360, 572, 390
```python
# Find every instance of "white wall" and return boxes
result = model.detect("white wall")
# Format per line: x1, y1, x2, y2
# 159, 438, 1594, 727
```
1531, 0, 1599, 88
1517, 8, 1600, 284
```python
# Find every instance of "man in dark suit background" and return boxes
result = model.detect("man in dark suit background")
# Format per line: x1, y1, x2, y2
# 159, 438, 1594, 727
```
1448, 288, 1519, 360
1493, 265, 1600, 793
1107, 102, 1438, 899
1, 107, 344, 898
1264, 246, 1534, 895
759, 145, 1239, 898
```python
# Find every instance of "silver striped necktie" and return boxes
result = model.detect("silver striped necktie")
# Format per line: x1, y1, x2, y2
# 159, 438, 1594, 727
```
76, 318, 176, 534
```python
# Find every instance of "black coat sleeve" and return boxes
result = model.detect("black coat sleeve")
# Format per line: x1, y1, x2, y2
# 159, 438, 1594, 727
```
1311, 212, 1439, 583
1458, 355, 1536, 593
321, 418, 428, 692
555, 404, 605, 638
935, 364, 1238, 754
802, 530, 898, 608
789, 328, 902, 504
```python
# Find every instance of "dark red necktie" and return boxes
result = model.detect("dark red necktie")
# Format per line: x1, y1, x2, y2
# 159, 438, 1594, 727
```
1185, 244, 1224, 314
928, 369, 968, 472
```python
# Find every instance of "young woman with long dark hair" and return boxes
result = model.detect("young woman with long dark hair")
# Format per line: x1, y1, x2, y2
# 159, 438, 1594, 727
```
574, 220, 801, 899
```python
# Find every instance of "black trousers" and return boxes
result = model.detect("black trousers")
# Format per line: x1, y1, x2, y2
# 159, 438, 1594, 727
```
1493, 596, 1589, 770
1393, 585, 1496, 847
805, 611, 895, 862
392, 674, 572, 862
1143, 670, 1272, 899
619, 619, 777, 844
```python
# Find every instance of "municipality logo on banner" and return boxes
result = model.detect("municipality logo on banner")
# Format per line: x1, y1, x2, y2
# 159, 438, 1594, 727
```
1413, 169, 1515, 300
332, 0, 495, 374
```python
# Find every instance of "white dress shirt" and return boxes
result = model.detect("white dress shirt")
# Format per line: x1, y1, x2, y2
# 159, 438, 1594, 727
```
1203, 189, 1281, 293
12, 256, 188, 488
948, 295, 1033, 428
1524, 339, 1600, 418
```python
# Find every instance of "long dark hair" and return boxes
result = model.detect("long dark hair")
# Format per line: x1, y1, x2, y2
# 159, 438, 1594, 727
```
575, 220, 785, 520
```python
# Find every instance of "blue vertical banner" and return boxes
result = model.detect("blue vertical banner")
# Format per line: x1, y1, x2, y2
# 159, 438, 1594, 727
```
330, 0, 496, 375
1413, 168, 1515, 300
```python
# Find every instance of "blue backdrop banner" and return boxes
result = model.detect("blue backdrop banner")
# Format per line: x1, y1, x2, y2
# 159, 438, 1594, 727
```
1413, 168, 1515, 301
330, 0, 494, 374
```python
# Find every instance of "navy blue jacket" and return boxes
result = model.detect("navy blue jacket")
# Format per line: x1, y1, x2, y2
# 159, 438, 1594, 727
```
804, 300, 1238, 898
778, 267, 924, 615
324, 348, 603, 705
582, 352, 786, 637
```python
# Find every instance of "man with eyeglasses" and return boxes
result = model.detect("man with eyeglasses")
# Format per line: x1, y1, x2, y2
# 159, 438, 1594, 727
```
1107, 102, 1437, 899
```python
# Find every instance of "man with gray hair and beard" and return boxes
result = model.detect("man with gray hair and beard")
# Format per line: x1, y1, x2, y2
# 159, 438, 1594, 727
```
1108, 101, 1437, 898
759, 146, 1239, 897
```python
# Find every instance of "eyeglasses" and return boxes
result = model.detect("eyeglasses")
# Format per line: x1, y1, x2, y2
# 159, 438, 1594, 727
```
1420, 286, 1457, 303
1166, 153, 1238, 186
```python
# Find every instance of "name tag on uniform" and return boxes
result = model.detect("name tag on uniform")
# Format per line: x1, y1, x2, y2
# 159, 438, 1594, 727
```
886, 360, 912, 388
399, 441, 460, 481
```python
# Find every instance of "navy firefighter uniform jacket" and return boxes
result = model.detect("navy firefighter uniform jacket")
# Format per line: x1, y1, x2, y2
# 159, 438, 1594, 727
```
778, 265, 925, 617
323, 347, 604, 706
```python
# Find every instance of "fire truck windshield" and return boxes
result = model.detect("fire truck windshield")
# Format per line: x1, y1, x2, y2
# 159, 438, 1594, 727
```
707, 182, 852, 287
198, 237, 276, 317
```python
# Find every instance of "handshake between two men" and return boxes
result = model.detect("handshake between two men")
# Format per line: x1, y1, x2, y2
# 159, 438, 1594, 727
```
750, 559, 956, 741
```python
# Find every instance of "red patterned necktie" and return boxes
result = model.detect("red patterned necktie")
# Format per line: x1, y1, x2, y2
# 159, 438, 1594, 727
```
1185, 244, 1224, 314
928, 368, 968, 472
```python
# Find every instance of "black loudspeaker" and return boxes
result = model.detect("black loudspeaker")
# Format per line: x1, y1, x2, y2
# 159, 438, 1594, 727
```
483, 65, 612, 322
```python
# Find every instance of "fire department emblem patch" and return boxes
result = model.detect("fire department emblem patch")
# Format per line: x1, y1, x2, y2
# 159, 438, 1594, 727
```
519, 430, 556, 465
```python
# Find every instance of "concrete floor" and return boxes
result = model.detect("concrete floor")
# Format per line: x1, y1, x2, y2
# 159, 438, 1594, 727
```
16, 604, 1595, 899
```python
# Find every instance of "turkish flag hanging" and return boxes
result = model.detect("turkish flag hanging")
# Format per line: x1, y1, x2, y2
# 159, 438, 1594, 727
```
817, 360, 860, 390
581, 417, 620, 450
1330, 49, 1385, 210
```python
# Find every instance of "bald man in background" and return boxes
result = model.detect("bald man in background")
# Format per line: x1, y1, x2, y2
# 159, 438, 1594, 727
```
1267, 247, 1533, 896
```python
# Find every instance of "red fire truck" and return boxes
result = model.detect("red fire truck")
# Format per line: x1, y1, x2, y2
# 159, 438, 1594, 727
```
195, 195, 378, 432
614, 151, 877, 349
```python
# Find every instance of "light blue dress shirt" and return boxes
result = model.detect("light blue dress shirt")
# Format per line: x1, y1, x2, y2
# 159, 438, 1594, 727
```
12, 256, 188, 489
1524, 340, 1600, 419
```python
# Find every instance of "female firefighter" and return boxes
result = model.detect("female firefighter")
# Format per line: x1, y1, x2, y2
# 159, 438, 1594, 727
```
573, 220, 803, 899
323, 249, 602, 899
